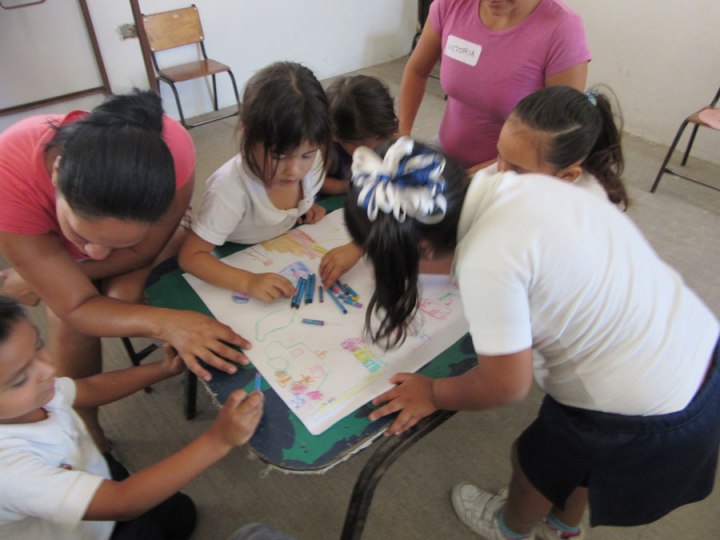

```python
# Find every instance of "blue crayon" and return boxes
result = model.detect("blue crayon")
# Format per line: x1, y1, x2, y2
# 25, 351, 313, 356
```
326, 287, 348, 314
318, 286, 324, 303
305, 273, 315, 304
290, 281, 301, 307
301, 318, 324, 326
293, 278, 307, 308
254, 372, 262, 392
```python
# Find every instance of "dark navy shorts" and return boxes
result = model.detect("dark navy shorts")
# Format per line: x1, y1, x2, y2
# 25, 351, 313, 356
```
517, 338, 720, 527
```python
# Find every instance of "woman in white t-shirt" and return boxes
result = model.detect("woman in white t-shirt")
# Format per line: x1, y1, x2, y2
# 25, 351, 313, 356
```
343, 137, 719, 540
179, 62, 331, 302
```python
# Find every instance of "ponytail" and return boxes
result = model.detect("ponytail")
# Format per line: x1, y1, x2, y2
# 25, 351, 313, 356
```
584, 91, 628, 209
345, 138, 469, 348
512, 85, 629, 209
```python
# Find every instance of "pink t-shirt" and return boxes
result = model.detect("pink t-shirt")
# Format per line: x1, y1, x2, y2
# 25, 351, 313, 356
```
430, 0, 591, 167
0, 111, 195, 259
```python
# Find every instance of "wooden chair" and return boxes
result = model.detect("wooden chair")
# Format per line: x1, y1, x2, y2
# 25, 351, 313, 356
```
650, 85, 720, 193
140, 4, 240, 129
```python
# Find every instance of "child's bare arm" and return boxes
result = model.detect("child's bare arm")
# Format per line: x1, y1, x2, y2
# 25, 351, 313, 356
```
84, 389, 263, 521
320, 175, 350, 195
73, 345, 184, 409
179, 230, 294, 301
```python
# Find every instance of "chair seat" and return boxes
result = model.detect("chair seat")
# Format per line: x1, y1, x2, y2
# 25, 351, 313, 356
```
692, 107, 720, 130
158, 59, 231, 83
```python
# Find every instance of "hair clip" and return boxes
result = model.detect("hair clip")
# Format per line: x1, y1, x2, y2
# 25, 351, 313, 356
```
585, 90, 598, 107
351, 137, 447, 224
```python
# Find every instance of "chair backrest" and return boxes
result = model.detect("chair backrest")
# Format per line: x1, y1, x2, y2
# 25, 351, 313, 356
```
141, 4, 204, 52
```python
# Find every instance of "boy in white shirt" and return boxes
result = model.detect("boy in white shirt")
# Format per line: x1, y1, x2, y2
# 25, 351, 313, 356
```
0, 295, 263, 540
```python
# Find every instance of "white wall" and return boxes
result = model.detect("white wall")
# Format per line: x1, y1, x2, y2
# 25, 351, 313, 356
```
0, 0, 416, 130
565, 0, 720, 165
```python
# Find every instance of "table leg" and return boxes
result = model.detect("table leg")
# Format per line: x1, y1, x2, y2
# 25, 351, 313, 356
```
185, 371, 197, 420
340, 410, 456, 540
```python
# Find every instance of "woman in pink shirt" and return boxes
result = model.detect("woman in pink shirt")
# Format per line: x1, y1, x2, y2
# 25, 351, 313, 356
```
0, 91, 251, 450
399, 0, 591, 172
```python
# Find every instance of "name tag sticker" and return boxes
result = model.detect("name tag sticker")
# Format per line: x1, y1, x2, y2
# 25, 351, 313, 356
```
444, 35, 481, 66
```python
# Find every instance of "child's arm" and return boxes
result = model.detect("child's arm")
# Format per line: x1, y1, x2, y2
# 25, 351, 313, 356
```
320, 175, 350, 195
369, 348, 533, 436
178, 230, 294, 302
319, 241, 363, 287
84, 389, 263, 521
73, 344, 184, 409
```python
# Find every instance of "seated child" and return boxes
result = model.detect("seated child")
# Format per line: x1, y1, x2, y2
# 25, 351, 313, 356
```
321, 75, 398, 194
0, 296, 263, 540
179, 62, 332, 302
319, 84, 629, 286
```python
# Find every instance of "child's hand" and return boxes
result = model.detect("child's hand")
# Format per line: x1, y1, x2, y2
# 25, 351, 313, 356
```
247, 273, 295, 302
319, 242, 363, 287
368, 373, 437, 436
298, 203, 326, 225
206, 389, 264, 448
160, 344, 186, 376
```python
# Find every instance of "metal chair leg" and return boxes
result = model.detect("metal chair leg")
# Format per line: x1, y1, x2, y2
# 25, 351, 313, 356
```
211, 74, 218, 111
340, 410, 456, 540
650, 118, 690, 193
680, 123, 701, 166
163, 79, 188, 128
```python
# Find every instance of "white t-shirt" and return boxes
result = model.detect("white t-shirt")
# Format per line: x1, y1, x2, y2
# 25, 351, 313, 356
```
193, 151, 325, 245
455, 170, 718, 415
0, 378, 113, 540
483, 163, 608, 202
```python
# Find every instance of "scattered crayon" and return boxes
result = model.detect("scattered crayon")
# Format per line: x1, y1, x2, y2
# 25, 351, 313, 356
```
318, 286, 324, 303
301, 318, 325, 326
326, 287, 348, 314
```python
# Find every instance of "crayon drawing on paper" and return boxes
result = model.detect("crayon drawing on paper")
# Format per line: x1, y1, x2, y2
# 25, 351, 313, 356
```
184, 210, 468, 434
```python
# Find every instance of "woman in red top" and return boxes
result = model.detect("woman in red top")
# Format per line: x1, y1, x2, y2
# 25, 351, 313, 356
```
0, 91, 251, 450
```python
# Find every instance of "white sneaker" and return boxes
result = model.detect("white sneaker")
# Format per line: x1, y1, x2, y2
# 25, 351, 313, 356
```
451, 482, 523, 539
534, 519, 586, 540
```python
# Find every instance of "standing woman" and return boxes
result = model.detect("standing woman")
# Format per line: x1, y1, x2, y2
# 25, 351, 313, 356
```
399, 0, 590, 171
0, 91, 251, 450
345, 138, 719, 539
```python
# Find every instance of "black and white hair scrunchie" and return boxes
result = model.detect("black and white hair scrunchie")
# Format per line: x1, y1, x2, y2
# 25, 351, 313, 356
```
350, 137, 447, 224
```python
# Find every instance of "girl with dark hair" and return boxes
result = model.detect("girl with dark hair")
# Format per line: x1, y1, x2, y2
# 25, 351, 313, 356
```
0, 91, 252, 452
322, 75, 398, 194
319, 75, 399, 285
178, 62, 332, 302
345, 137, 719, 540
496, 85, 629, 209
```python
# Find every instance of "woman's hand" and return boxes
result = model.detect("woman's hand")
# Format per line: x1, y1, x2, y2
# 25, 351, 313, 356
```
298, 203, 326, 225
369, 373, 438, 436
159, 310, 253, 382
0, 268, 41, 306
246, 273, 295, 302
319, 242, 363, 287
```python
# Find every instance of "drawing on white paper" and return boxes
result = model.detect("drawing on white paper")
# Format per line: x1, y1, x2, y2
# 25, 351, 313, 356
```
183, 210, 468, 434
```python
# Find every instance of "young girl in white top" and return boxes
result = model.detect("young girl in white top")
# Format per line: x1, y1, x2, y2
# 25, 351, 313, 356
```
319, 85, 629, 287
179, 62, 331, 302
343, 138, 718, 540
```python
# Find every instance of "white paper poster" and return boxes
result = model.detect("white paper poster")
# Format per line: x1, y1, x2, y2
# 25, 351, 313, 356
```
184, 210, 468, 434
